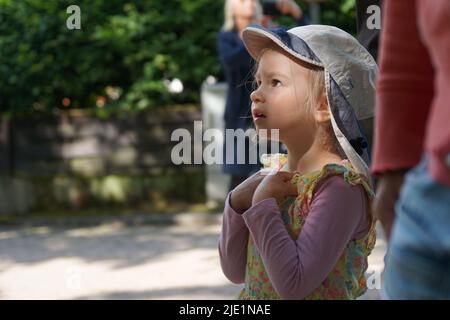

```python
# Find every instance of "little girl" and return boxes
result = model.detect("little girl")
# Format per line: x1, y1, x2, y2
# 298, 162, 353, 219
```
219, 24, 378, 300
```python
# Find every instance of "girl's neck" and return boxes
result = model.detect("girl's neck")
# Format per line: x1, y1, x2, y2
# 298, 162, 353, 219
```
285, 139, 343, 175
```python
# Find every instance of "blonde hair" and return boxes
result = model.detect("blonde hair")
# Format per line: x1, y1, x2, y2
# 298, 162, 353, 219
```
222, 0, 263, 31
304, 66, 325, 116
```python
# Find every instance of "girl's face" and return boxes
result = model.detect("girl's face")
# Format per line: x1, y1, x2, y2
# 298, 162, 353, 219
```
233, 0, 258, 19
251, 48, 316, 144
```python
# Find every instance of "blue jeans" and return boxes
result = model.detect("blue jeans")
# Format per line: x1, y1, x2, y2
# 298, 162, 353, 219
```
382, 155, 450, 299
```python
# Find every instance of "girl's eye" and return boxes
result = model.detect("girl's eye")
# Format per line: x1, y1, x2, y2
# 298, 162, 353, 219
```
272, 79, 282, 87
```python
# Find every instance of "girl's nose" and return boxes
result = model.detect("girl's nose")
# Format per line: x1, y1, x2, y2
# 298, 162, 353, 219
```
250, 88, 265, 104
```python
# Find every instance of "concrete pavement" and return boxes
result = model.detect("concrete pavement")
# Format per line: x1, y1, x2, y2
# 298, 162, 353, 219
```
0, 214, 386, 300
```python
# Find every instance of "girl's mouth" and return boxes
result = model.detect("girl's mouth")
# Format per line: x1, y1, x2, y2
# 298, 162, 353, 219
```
253, 111, 267, 120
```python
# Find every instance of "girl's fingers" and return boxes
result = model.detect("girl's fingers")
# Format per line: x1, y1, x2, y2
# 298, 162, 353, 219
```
276, 171, 295, 181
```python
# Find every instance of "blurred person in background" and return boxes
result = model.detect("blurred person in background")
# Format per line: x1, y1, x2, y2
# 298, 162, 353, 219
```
356, 0, 381, 62
217, 0, 308, 191
372, 0, 450, 299
355, 0, 382, 155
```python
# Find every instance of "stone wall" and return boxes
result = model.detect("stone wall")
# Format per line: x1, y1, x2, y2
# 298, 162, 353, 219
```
0, 107, 204, 215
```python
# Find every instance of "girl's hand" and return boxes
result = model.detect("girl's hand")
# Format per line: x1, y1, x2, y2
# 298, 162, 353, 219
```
252, 171, 298, 206
373, 170, 406, 241
230, 171, 266, 213
276, 0, 303, 19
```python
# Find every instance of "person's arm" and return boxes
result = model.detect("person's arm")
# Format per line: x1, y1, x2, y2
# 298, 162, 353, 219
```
217, 32, 250, 69
241, 176, 369, 299
372, 0, 434, 174
272, 0, 309, 26
218, 192, 250, 284
294, 7, 308, 26
371, 0, 434, 239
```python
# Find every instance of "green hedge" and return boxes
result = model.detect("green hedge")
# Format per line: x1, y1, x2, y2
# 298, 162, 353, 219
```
0, 0, 224, 116
0, 0, 355, 117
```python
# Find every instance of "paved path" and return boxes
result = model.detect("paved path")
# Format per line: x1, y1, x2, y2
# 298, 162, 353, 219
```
0, 215, 386, 300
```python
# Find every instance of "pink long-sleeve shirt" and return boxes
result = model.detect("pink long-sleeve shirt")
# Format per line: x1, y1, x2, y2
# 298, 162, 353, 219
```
218, 176, 370, 299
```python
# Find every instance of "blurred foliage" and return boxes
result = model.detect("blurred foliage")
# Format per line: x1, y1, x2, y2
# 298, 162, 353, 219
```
0, 0, 223, 116
321, 0, 356, 35
0, 0, 355, 117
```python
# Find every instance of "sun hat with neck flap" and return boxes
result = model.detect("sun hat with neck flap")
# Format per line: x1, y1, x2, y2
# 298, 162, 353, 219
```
242, 24, 378, 181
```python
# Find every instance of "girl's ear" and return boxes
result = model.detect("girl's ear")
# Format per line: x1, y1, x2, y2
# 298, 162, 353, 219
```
314, 92, 331, 123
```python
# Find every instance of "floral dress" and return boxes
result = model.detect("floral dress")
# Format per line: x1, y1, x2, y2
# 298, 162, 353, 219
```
238, 154, 376, 300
